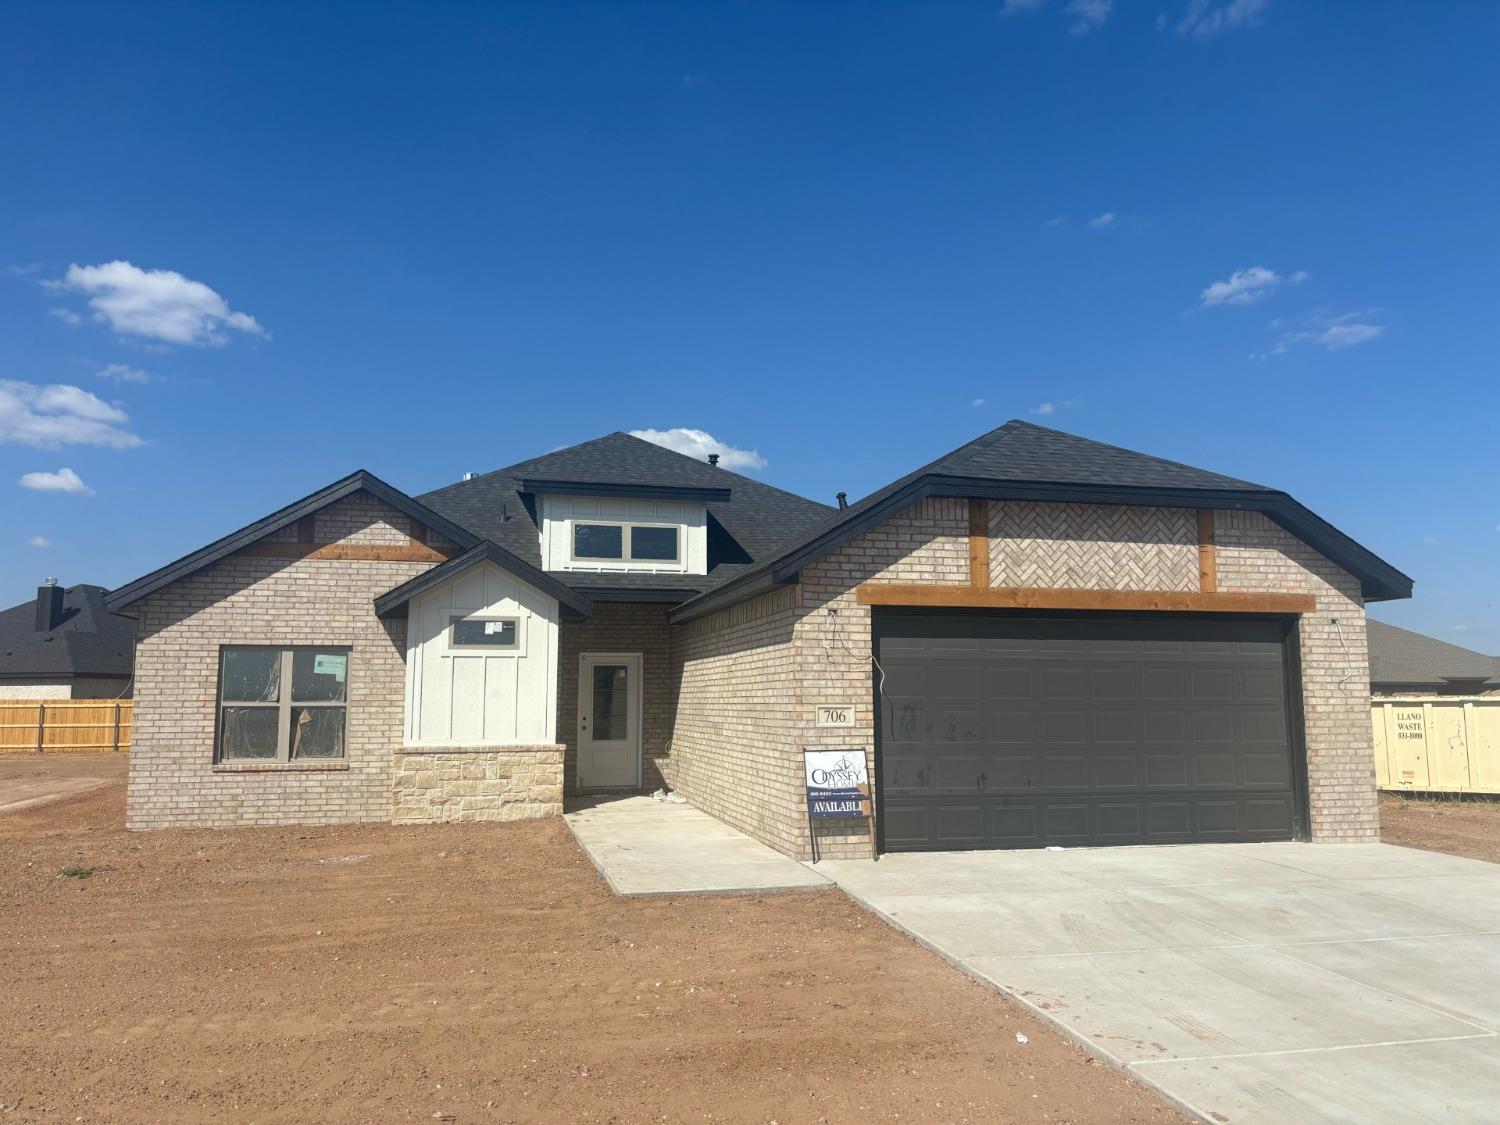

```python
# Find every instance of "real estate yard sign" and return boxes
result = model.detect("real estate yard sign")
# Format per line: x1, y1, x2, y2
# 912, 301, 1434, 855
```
803, 748, 876, 862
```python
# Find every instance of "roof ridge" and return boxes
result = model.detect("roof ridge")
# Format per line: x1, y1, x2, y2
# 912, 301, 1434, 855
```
985, 419, 1269, 489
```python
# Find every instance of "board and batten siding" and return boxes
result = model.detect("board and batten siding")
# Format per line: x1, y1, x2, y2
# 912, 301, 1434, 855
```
403, 561, 559, 746
539, 494, 707, 575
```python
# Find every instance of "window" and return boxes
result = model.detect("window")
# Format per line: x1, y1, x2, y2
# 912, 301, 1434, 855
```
218, 647, 348, 762
571, 521, 680, 564
449, 615, 519, 649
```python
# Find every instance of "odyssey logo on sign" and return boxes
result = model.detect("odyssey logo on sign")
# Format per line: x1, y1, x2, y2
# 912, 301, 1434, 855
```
803, 748, 870, 819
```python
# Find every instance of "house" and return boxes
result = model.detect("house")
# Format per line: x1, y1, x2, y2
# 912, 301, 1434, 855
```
106, 421, 1411, 857
1367, 620, 1499, 696
0, 581, 134, 700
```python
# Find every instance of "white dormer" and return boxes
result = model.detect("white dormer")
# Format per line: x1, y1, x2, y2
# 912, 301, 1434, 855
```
538, 493, 708, 575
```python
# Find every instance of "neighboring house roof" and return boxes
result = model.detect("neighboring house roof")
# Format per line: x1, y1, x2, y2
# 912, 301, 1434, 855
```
105, 470, 482, 612
670, 420, 1413, 622
417, 432, 837, 599
0, 584, 134, 682
1367, 620, 1498, 689
374, 541, 594, 620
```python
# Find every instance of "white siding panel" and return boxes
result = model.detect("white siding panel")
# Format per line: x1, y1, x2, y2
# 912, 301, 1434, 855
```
403, 560, 559, 746
539, 494, 707, 575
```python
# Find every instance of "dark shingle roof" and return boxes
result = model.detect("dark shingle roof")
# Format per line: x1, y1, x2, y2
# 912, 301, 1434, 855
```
1368, 620, 1498, 688
0, 585, 134, 682
418, 432, 836, 596
671, 420, 1412, 620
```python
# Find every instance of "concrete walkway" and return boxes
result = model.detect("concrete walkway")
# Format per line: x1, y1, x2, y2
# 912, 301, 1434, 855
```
816, 842, 1500, 1124
564, 795, 830, 897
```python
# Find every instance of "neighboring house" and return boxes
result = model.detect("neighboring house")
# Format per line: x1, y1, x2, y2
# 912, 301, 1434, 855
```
0, 581, 135, 700
107, 422, 1411, 857
1367, 620, 1499, 696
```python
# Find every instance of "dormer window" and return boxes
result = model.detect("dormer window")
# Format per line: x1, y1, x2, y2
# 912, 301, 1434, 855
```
572, 521, 680, 564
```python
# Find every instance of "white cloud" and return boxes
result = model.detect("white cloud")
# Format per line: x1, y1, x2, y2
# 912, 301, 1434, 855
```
48, 307, 83, 326
1067, 0, 1112, 34
1030, 402, 1057, 415
628, 427, 767, 471
1268, 312, 1386, 355
27, 536, 51, 548
97, 363, 158, 384
1042, 216, 1066, 229
49, 260, 265, 346
1317, 321, 1384, 350
1088, 211, 1116, 229
971, 397, 987, 407
1199, 266, 1306, 308
1177, 0, 1270, 40
20, 467, 94, 494
0, 381, 142, 449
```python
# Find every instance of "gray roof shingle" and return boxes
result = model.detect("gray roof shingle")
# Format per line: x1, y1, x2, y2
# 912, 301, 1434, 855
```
0, 585, 134, 682
1368, 620, 1498, 688
417, 432, 836, 596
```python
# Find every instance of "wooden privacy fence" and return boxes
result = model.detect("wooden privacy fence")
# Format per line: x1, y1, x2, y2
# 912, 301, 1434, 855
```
0, 700, 132, 754
1373, 696, 1500, 794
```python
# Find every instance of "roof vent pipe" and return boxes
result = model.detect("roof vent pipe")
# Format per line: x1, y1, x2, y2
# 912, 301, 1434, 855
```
836, 492, 848, 510
462, 471, 475, 481
707, 453, 720, 467
36, 579, 64, 633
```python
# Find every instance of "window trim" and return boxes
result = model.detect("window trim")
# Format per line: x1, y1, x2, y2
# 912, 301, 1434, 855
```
568, 520, 682, 565
216, 646, 351, 764
447, 614, 522, 652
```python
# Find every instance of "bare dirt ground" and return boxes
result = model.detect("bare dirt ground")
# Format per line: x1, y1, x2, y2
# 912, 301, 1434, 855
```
1380, 791, 1500, 864
0, 755, 1184, 1124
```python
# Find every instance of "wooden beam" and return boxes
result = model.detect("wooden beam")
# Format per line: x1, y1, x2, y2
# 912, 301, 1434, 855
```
1197, 509, 1217, 593
238, 541, 454, 564
968, 499, 990, 587
856, 584, 1315, 615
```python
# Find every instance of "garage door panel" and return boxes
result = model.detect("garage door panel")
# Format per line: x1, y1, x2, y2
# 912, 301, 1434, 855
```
876, 611, 1301, 851
1093, 711, 1137, 743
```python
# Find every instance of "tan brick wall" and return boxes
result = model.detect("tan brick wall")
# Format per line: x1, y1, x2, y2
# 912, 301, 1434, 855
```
665, 584, 802, 851
557, 603, 673, 792
672, 497, 1378, 859
990, 501, 1198, 591
1215, 509, 1378, 841
125, 493, 444, 830
391, 746, 563, 822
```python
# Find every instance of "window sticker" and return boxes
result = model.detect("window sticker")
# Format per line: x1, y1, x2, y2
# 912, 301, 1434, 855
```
313, 653, 348, 681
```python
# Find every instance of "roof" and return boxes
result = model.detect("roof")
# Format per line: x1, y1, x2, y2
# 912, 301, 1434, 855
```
0, 584, 134, 682
104, 470, 481, 612
671, 420, 1413, 622
1367, 620, 1498, 688
374, 542, 593, 619
417, 432, 836, 598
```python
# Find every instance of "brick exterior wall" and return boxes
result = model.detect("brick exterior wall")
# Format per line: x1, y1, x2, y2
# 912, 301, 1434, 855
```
1214, 509, 1378, 841
125, 493, 446, 830
665, 585, 802, 851
391, 746, 563, 822
990, 501, 1199, 591
669, 497, 1378, 860
557, 603, 673, 793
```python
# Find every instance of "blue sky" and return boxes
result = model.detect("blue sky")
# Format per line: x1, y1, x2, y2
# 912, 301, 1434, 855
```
2, 2, 1496, 643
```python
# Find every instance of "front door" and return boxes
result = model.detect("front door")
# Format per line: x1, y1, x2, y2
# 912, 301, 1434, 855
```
578, 653, 642, 789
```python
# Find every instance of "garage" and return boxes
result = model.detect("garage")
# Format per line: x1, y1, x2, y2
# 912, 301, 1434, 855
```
873, 610, 1307, 851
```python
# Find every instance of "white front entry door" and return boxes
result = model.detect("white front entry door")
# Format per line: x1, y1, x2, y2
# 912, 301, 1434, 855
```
578, 652, 642, 789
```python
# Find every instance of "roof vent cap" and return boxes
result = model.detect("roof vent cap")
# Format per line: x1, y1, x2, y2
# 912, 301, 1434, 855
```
836, 491, 848, 510
707, 453, 720, 467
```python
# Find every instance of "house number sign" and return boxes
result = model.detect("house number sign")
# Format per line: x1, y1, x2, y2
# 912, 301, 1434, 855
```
814, 704, 855, 728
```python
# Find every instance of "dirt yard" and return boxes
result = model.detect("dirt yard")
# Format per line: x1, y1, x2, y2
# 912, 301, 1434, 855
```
0, 755, 1184, 1124
1380, 791, 1500, 864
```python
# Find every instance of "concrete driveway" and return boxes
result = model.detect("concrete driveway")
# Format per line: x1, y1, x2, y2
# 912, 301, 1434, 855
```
816, 842, 1500, 1124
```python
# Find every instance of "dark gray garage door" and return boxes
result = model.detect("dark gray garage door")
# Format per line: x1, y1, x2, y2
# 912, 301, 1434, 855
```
874, 611, 1305, 851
